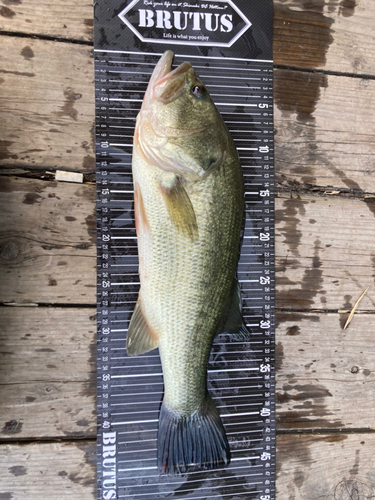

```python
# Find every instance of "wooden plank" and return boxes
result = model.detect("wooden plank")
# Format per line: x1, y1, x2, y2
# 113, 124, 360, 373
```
1, 305, 375, 439
2, 175, 375, 309
1, 382, 95, 439
0, 441, 96, 500
0, 307, 96, 439
0, 0, 93, 41
274, 0, 375, 75
275, 192, 375, 310
0, 36, 95, 171
1, 0, 375, 77
0, 307, 95, 384
2, 37, 375, 193
2, 435, 375, 499
276, 312, 375, 430
0, 176, 96, 304
274, 69, 375, 192
277, 433, 375, 499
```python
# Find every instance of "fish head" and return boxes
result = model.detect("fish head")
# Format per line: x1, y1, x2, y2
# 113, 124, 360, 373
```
135, 51, 230, 181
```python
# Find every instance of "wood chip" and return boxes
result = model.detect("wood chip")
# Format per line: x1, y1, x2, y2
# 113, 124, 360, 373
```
324, 190, 341, 195
55, 170, 83, 183
3, 302, 38, 307
342, 287, 370, 331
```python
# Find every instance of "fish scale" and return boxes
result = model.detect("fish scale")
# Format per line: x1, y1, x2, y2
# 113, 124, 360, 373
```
135, 154, 243, 415
95, 0, 275, 497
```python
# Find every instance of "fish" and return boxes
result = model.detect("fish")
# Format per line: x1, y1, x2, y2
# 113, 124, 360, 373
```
127, 50, 249, 475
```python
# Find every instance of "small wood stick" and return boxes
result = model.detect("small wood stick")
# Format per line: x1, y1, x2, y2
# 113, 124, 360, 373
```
342, 287, 370, 331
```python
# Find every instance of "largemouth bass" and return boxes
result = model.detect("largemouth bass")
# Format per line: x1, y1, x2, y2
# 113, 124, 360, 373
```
127, 51, 249, 474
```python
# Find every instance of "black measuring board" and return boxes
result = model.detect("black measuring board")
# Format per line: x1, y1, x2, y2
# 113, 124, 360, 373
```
94, 1, 275, 499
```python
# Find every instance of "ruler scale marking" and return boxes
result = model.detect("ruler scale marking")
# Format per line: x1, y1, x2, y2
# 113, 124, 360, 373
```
95, 2, 275, 498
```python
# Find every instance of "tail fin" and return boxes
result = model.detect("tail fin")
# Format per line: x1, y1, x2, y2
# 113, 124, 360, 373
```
157, 394, 230, 475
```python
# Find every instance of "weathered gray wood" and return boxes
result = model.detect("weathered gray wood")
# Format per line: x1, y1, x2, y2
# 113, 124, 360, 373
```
275, 192, 375, 310
0, 36, 95, 171
274, 0, 375, 75
277, 433, 375, 499
0, 382, 95, 439
2, 306, 375, 439
0, 307, 96, 383
274, 70, 375, 192
2, 176, 375, 309
0, 0, 94, 41
1, 0, 375, 76
0, 176, 96, 304
1, 36, 374, 193
276, 312, 375, 430
0, 441, 96, 500
0, 307, 96, 439
1, 435, 375, 499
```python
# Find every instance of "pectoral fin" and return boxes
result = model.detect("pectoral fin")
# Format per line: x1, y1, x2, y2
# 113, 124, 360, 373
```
127, 298, 159, 356
220, 277, 250, 339
134, 183, 150, 236
160, 177, 198, 240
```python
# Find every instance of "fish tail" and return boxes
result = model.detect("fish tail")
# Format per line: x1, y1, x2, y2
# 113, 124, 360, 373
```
157, 393, 230, 475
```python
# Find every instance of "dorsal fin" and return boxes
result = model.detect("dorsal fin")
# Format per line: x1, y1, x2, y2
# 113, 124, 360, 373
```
127, 299, 159, 356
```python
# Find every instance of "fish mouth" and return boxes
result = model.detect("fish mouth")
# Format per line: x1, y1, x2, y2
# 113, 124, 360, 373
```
149, 51, 193, 103
154, 51, 192, 87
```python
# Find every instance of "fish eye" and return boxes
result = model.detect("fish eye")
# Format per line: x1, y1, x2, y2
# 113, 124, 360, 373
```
191, 84, 205, 98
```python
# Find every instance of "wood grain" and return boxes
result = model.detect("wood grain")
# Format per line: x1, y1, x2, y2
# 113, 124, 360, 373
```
275, 192, 375, 310
2, 176, 375, 310
0, 176, 96, 304
2, 36, 374, 193
1, 0, 375, 76
0, 307, 96, 439
1, 435, 375, 499
277, 433, 375, 499
274, 69, 375, 192
0, 441, 96, 500
274, 0, 375, 75
0, 36, 95, 171
0, 382, 96, 439
0, 0, 94, 41
1, 306, 375, 439
0, 307, 95, 384
276, 312, 375, 430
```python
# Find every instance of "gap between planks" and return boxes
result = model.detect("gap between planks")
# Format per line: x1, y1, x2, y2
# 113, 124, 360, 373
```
2, 304, 375, 315
274, 63, 375, 82
2, 429, 375, 446
0, 29, 94, 47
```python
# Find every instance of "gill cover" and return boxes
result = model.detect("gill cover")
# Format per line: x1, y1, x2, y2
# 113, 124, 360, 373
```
135, 51, 229, 181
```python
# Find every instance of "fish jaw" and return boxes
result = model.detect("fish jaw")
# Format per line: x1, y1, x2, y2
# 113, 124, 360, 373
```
135, 51, 229, 181
141, 50, 174, 110
142, 51, 192, 108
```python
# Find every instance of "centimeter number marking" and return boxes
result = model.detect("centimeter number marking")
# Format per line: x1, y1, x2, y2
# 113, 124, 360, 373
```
95, 50, 276, 500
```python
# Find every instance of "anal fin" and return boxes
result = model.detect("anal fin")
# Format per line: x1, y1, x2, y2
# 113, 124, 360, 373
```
127, 298, 159, 356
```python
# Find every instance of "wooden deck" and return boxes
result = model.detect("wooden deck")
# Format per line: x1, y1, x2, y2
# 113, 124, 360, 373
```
1, 1, 375, 498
